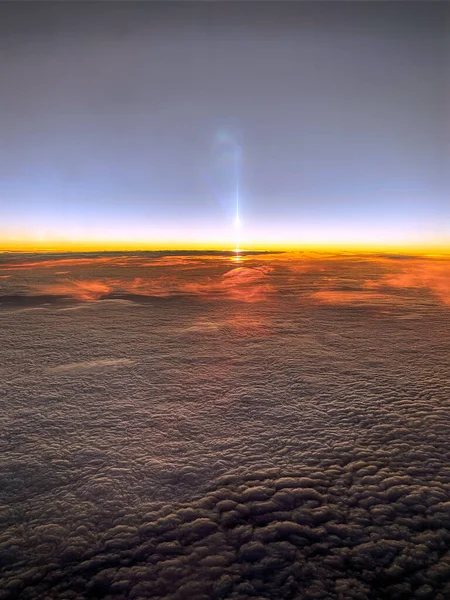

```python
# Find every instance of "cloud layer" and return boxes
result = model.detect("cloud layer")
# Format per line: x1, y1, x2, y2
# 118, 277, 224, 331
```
0, 252, 449, 598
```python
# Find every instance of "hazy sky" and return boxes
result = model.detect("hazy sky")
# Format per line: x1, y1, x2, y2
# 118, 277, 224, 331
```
0, 1, 448, 250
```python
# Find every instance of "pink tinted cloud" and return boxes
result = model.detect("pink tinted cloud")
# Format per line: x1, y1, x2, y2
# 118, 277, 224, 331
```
364, 260, 450, 307
181, 266, 274, 302
311, 290, 388, 305
31, 266, 275, 303
33, 277, 172, 301
35, 280, 114, 301
385, 263, 450, 306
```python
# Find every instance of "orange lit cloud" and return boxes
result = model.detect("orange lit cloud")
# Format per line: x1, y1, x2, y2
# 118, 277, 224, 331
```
0, 255, 206, 271
123, 276, 182, 298
140, 256, 206, 268
181, 266, 274, 302
31, 266, 275, 303
0, 256, 123, 270
34, 277, 178, 302
385, 264, 450, 306
311, 290, 389, 305
36, 280, 114, 301
364, 260, 450, 307
128, 266, 275, 302
14, 253, 450, 309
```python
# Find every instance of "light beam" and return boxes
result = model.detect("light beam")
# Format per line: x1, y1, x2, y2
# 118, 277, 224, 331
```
234, 147, 241, 255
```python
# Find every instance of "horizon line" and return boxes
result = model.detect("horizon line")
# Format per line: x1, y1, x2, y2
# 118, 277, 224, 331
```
1, 241, 449, 257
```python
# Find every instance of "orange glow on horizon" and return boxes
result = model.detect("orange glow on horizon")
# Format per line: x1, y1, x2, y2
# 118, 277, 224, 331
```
1, 237, 449, 256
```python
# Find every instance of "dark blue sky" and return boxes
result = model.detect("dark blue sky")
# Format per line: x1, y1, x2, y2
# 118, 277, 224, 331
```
0, 2, 448, 249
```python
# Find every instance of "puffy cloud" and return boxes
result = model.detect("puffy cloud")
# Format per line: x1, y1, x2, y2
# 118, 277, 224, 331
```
1, 251, 450, 599
311, 290, 391, 305
35, 279, 114, 301
1, 460, 449, 599
24, 265, 275, 304
2, 251, 450, 309
380, 260, 450, 307
181, 266, 275, 302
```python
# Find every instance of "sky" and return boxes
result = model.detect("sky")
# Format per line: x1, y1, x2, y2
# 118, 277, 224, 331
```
0, 1, 448, 252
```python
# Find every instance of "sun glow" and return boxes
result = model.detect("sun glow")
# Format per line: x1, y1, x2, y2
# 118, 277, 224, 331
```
2, 207, 447, 256
0, 236, 448, 256
0, 218, 448, 256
